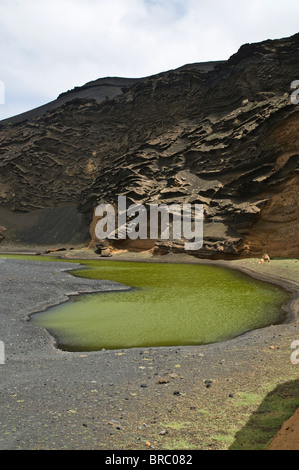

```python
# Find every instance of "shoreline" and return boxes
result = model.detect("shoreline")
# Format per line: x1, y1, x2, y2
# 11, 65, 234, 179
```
0, 250, 298, 450
2, 248, 299, 325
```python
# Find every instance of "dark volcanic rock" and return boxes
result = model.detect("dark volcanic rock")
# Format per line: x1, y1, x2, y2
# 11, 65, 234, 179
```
1, 34, 299, 257
0, 226, 5, 243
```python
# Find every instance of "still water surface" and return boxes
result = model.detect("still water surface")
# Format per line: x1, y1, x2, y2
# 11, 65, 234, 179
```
29, 260, 289, 351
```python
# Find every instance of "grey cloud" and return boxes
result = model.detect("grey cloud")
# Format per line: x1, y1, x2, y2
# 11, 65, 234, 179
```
0, 0, 298, 120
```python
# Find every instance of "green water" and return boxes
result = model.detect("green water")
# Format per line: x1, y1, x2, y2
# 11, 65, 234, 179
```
22, 258, 290, 352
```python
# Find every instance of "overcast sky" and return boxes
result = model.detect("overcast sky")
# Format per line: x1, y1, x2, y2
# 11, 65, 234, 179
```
0, 0, 298, 120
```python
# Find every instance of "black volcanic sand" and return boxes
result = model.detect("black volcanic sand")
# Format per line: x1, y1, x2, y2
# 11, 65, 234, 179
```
0, 253, 298, 450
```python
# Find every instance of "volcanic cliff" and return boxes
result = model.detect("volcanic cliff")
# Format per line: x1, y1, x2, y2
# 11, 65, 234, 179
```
0, 33, 299, 258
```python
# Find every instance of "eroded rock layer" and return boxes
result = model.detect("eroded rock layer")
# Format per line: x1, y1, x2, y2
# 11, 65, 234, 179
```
0, 34, 299, 257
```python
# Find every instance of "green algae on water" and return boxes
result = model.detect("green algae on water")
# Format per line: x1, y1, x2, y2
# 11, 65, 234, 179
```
29, 260, 290, 351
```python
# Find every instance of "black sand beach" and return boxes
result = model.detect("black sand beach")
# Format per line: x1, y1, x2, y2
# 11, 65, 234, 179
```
0, 253, 298, 450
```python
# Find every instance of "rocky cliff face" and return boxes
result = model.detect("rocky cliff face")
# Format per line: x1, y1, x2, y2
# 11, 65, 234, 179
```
0, 34, 299, 257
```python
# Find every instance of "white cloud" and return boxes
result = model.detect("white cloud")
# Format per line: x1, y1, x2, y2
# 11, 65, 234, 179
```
0, 0, 298, 120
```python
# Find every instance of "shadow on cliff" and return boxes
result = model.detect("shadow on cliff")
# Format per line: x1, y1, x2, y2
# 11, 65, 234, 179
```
229, 379, 299, 450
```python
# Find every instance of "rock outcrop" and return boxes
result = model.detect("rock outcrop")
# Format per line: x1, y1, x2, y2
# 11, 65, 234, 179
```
0, 226, 5, 243
268, 408, 299, 450
0, 34, 299, 257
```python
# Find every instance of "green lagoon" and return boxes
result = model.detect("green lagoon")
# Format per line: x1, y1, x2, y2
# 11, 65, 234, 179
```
26, 259, 290, 351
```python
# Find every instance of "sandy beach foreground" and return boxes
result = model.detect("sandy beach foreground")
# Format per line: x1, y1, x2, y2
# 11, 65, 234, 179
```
0, 251, 298, 450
